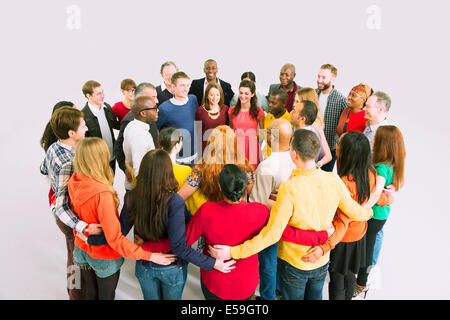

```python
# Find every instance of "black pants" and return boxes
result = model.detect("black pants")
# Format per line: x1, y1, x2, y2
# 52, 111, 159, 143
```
356, 219, 386, 287
321, 149, 336, 172
81, 268, 121, 300
329, 271, 356, 300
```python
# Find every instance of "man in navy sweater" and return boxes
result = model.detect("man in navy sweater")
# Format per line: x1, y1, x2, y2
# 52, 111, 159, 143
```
156, 71, 199, 166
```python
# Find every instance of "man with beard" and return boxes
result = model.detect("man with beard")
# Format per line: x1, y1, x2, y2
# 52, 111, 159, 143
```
268, 64, 301, 113
315, 64, 347, 172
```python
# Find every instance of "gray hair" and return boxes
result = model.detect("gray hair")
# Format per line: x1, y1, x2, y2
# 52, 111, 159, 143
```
160, 61, 178, 74
135, 82, 155, 98
373, 91, 391, 112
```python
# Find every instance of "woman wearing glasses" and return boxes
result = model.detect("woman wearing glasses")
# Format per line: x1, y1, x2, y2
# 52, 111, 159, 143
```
112, 78, 137, 123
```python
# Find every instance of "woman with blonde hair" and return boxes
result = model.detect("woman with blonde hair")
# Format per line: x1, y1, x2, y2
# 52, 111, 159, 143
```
68, 137, 176, 300
178, 125, 255, 213
296, 87, 324, 129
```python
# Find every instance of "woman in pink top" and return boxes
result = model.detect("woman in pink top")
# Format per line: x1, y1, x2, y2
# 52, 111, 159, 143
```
185, 164, 270, 300
228, 80, 265, 169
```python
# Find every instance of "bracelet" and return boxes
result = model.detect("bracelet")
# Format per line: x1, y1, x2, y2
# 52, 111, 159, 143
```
84, 225, 90, 237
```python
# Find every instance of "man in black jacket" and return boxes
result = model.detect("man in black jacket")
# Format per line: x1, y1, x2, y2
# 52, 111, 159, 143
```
189, 59, 234, 106
81, 80, 119, 172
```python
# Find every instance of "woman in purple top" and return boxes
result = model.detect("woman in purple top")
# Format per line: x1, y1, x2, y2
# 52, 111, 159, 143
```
195, 82, 229, 153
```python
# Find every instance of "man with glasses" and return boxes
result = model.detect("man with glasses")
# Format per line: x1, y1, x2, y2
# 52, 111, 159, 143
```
123, 95, 159, 190
114, 83, 159, 177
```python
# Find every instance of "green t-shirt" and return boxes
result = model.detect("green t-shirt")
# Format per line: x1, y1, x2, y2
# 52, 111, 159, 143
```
372, 163, 394, 220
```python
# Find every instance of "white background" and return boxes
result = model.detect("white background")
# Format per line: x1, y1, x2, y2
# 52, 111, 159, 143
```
1, 0, 449, 299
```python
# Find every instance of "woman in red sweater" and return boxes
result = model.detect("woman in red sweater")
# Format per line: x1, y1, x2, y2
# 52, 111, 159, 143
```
184, 164, 270, 300
68, 137, 176, 300
336, 83, 372, 137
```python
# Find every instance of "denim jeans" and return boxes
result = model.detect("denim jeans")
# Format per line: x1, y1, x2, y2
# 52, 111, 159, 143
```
258, 243, 278, 300
73, 246, 124, 278
135, 262, 188, 300
372, 228, 384, 265
277, 258, 329, 300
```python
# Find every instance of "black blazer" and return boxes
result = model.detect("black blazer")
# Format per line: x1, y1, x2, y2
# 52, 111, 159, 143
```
189, 77, 234, 107
81, 102, 119, 142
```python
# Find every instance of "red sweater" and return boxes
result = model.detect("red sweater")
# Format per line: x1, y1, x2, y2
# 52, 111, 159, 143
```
112, 101, 130, 123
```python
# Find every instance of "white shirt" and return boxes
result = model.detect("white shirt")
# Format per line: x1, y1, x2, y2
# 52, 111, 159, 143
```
318, 92, 330, 121
88, 103, 114, 160
123, 119, 155, 190
249, 151, 296, 204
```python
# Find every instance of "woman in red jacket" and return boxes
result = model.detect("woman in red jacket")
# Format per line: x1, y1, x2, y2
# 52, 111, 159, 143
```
68, 137, 176, 300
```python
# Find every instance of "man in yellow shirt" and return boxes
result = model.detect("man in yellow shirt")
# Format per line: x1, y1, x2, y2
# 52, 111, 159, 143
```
208, 129, 373, 300
262, 88, 291, 158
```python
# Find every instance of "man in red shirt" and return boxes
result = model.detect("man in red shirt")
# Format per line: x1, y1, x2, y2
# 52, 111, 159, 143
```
267, 63, 301, 112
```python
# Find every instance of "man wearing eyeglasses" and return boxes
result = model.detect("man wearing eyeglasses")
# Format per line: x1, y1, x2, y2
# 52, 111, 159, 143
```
122, 95, 159, 190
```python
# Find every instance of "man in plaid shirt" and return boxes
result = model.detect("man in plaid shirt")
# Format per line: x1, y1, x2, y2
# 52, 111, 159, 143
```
316, 64, 348, 172
40, 106, 102, 299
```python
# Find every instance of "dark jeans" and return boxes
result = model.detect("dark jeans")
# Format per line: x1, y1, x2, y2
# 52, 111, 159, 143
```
258, 243, 278, 300
55, 218, 86, 300
81, 268, 121, 300
321, 149, 336, 172
357, 219, 386, 287
277, 258, 329, 300
200, 280, 253, 300
329, 271, 356, 300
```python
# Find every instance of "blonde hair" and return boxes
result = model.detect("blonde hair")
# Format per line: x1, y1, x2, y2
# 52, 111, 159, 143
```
296, 87, 324, 129
74, 137, 119, 208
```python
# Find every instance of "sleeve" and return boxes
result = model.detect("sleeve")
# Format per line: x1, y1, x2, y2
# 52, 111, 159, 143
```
257, 107, 265, 120
319, 211, 352, 254
185, 205, 204, 247
337, 178, 373, 222
167, 196, 215, 271
230, 182, 293, 259
248, 168, 274, 204
155, 106, 167, 130
229, 94, 238, 108
280, 225, 329, 246
96, 191, 152, 261
55, 162, 87, 234
114, 119, 130, 173
375, 164, 390, 182
377, 192, 394, 207
186, 170, 201, 188
40, 159, 48, 176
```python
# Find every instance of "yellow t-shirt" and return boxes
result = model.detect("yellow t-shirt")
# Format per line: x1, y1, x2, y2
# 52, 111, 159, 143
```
173, 163, 207, 215
262, 111, 292, 158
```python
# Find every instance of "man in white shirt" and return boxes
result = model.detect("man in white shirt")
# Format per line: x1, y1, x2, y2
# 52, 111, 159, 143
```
123, 95, 159, 190
316, 64, 347, 172
249, 118, 295, 300
81, 80, 119, 172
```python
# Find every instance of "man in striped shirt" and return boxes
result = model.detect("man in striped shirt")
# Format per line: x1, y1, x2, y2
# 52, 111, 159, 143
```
40, 106, 102, 299
316, 64, 348, 172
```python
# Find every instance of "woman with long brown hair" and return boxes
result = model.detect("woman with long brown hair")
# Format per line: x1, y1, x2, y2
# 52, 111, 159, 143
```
68, 138, 175, 300
195, 82, 229, 152
124, 149, 234, 300
354, 125, 406, 298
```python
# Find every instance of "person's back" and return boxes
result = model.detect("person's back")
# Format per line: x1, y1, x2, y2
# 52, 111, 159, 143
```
187, 200, 269, 299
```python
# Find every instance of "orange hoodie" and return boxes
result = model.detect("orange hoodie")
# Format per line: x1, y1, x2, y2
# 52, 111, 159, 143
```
68, 172, 152, 261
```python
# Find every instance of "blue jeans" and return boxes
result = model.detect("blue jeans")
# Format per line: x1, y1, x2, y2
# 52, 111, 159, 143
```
73, 246, 124, 278
258, 243, 278, 300
277, 258, 329, 300
135, 262, 188, 300
372, 228, 384, 265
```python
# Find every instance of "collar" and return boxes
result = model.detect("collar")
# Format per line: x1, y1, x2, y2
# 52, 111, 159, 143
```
279, 81, 298, 93
366, 117, 388, 132
132, 118, 150, 131
170, 97, 189, 105
291, 167, 318, 177
56, 140, 75, 153
204, 77, 221, 87
88, 102, 105, 116
318, 85, 336, 96
161, 82, 168, 92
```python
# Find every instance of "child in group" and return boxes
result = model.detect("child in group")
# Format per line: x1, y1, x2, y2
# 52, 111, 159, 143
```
112, 78, 137, 123
228, 80, 265, 169
354, 125, 406, 298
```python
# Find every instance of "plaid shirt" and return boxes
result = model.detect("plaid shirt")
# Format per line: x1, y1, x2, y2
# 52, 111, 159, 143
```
317, 87, 347, 151
40, 141, 87, 234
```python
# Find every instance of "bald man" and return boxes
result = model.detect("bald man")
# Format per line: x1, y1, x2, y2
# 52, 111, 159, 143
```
249, 118, 296, 300
267, 64, 302, 112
